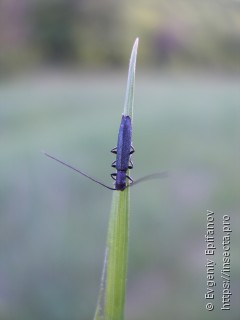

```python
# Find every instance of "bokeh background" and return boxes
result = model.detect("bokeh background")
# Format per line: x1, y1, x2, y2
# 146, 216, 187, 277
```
1, 1, 239, 319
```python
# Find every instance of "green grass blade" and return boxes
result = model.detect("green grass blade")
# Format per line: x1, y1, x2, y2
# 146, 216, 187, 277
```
123, 37, 139, 119
104, 189, 129, 320
94, 38, 139, 320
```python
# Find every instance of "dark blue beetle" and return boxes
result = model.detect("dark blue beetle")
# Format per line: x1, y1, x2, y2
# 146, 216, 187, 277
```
111, 115, 134, 190
44, 114, 167, 190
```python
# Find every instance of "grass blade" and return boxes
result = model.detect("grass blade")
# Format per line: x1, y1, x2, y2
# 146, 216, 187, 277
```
104, 190, 129, 320
94, 38, 139, 320
123, 37, 139, 119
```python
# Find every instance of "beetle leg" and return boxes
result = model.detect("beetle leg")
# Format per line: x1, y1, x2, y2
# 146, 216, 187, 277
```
128, 159, 133, 169
126, 175, 134, 184
111, 173, 117, 181
111, 147, 117, 154
130, 145, 135, 154
111, 160, 116, 168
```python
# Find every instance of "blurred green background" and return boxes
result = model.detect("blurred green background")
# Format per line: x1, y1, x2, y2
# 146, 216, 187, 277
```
0, 1, 239, 320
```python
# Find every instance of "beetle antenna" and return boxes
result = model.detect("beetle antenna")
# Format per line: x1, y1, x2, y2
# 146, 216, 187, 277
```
43, 152, 116, 190
129, 171, 168, 188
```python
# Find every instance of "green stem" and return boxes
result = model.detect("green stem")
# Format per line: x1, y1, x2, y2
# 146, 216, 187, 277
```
104, 190, 129, 320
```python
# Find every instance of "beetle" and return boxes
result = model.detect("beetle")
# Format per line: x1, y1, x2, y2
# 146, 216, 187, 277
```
110, 115, 134, 190
44, 114, 167, 191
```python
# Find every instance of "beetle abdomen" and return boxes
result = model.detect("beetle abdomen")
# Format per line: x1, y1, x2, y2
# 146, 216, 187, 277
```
116, 115, 132, 171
